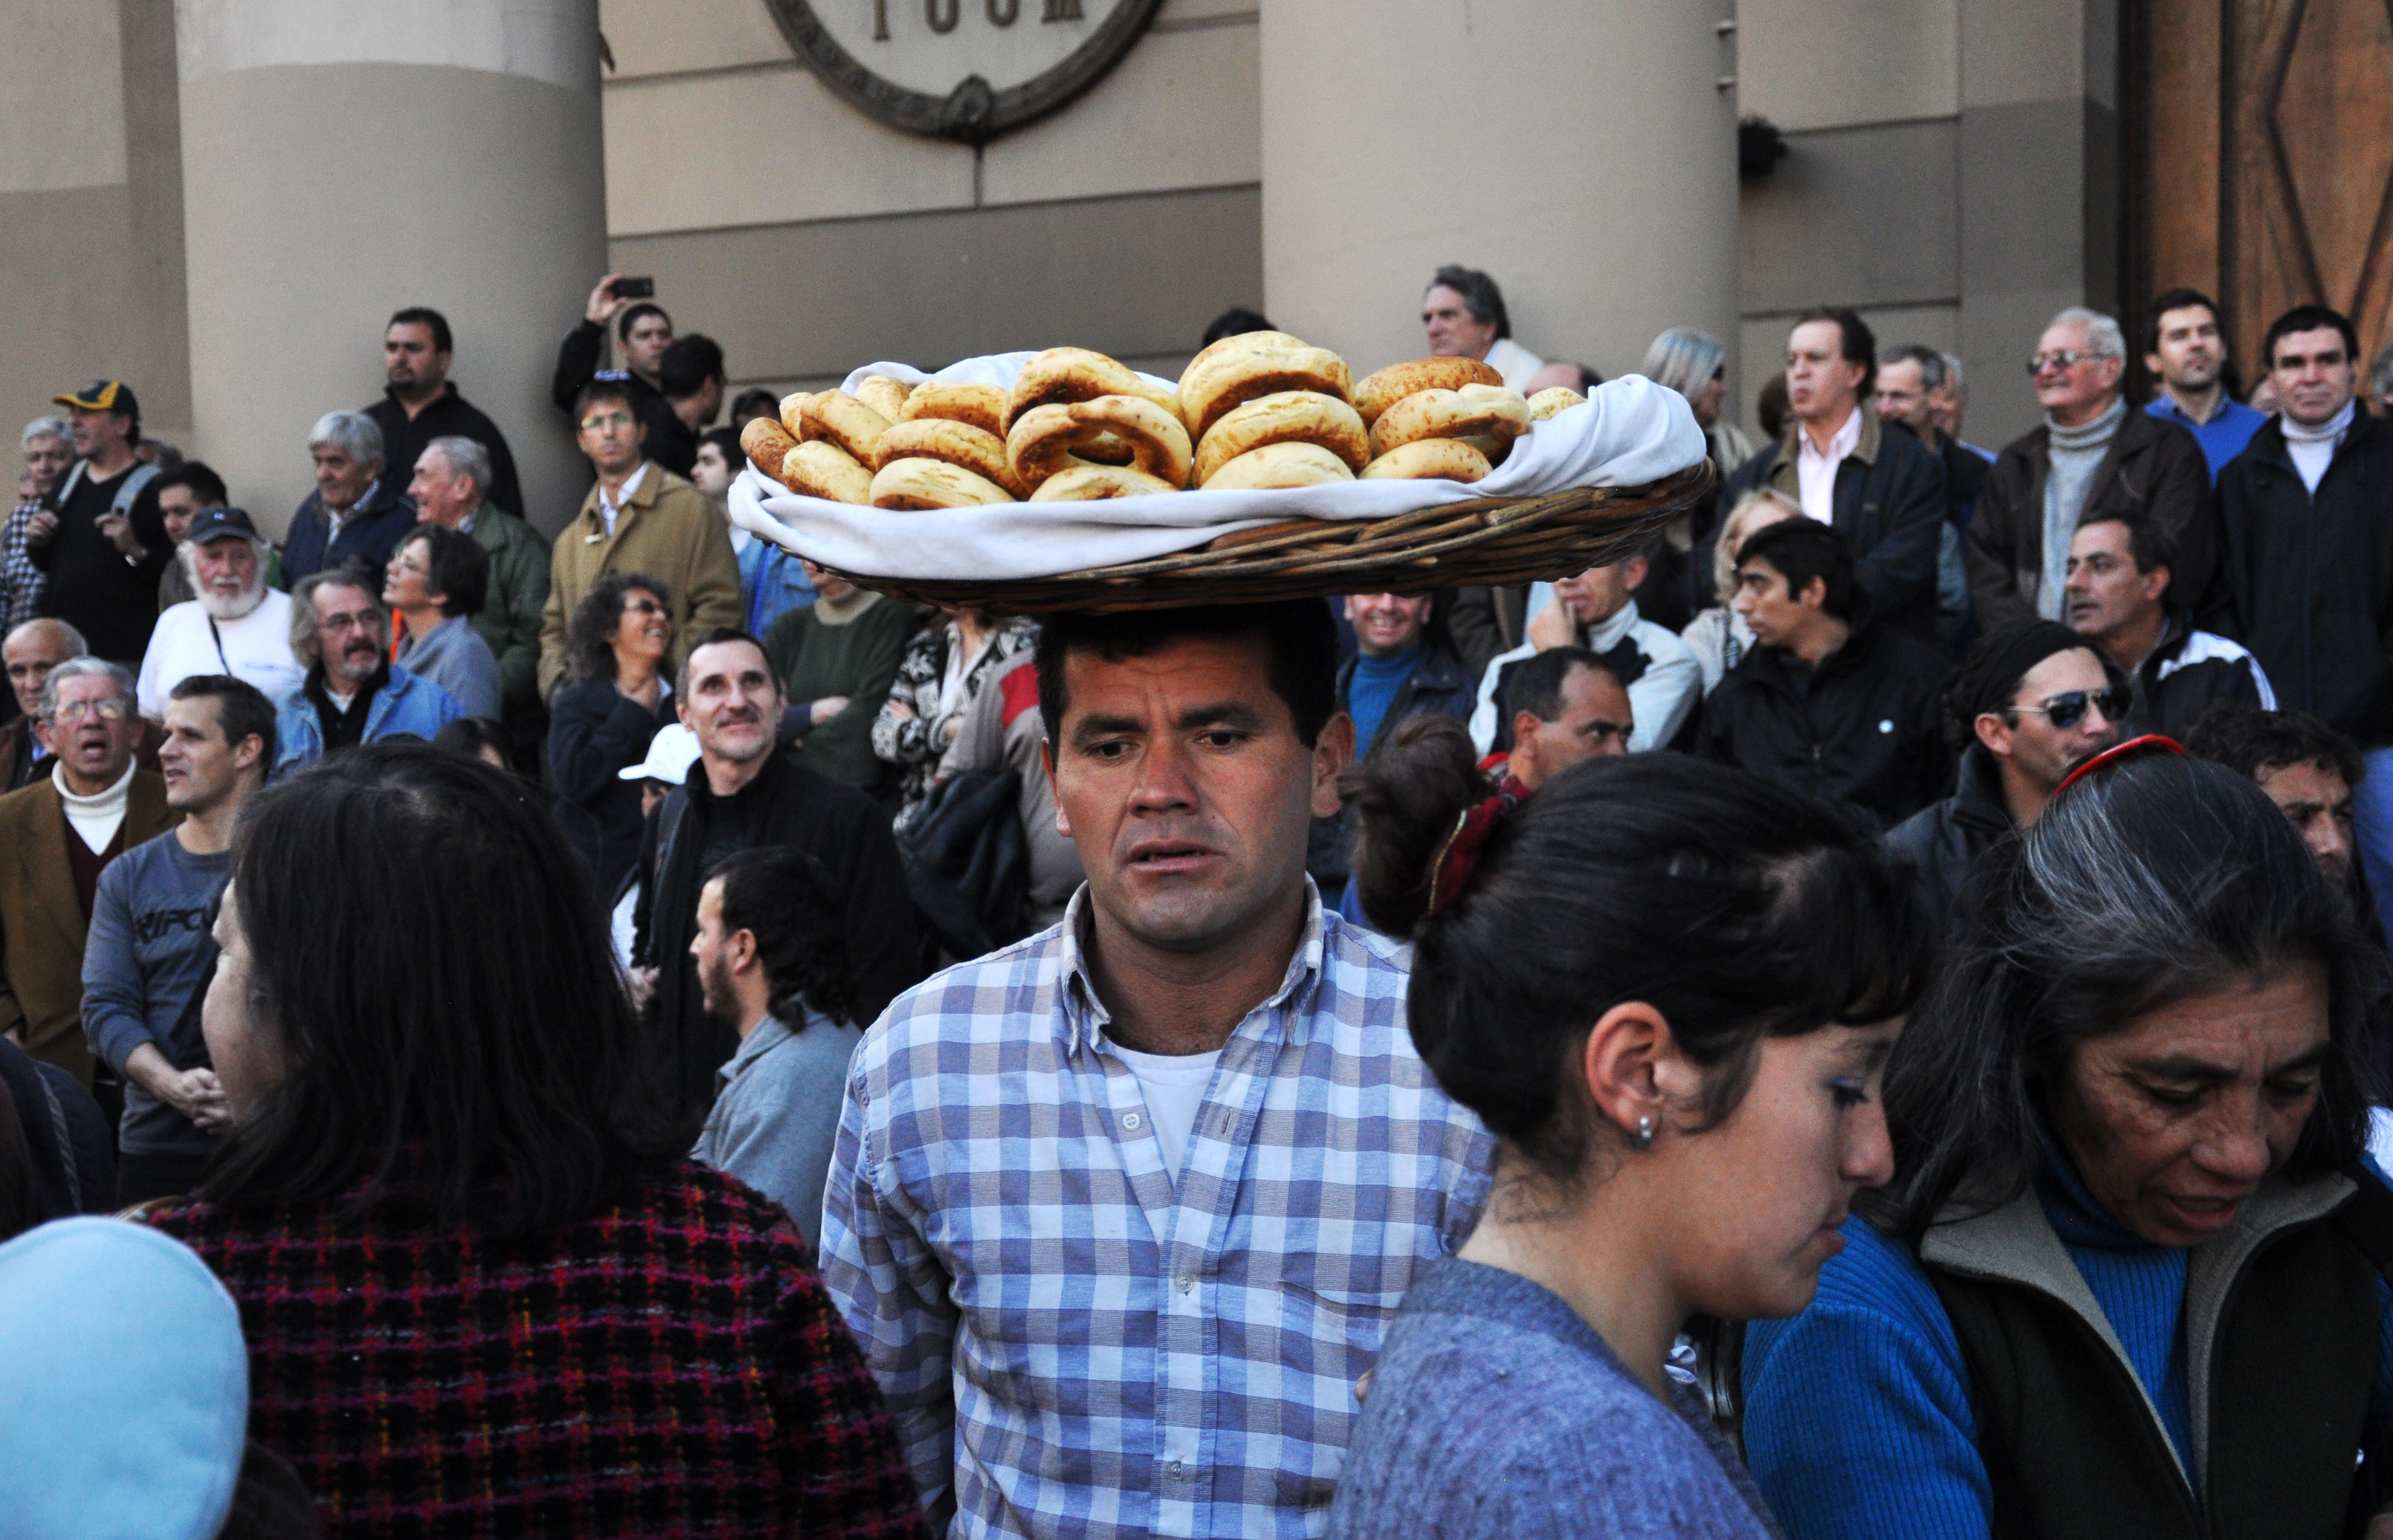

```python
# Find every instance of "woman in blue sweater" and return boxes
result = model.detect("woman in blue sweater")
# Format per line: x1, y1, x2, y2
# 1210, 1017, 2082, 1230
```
1327, 720, 1933, 1539
1743, 740, 2393, 1540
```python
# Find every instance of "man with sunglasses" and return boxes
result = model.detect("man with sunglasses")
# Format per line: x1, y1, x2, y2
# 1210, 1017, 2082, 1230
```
537, 376, 742, 703
2213, 303, 2393, 953
1967, 308, 2213, 631
1888, 619, 2125, 921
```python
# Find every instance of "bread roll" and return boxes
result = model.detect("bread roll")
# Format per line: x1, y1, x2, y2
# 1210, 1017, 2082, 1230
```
898, 381, 1008, 439
869, 456, 1016, 511
872, 417, 1024, 495
1193, 390, 1370, 486
778, 391, 815, 440
780, 440, 873, 504
1353, 357, 1504, 427
1008, 395, 1193, 492
1177, 335, 1353, 443
798, 390, 893, 465
1200, 441, 1355, 491
854, 375, 913, 423
1028, 463, 1178, 501
1359, 439, 1494, 483
1526, 386, 1586, 422
1368, 383, 1531, 459
740, 417, 798, 481
1006, 348, 1184, 434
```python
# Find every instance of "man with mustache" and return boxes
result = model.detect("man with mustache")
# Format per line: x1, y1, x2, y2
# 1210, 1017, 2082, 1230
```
636, 628, 918, 1116
270, 568, 461, 775
133, 508, 304, 721
819, 601, 1494, 1539
0, 657, 174, 1090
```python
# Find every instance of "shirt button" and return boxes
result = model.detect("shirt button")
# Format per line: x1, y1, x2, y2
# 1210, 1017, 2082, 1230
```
1166, 1459, 1184, 1479
1176, 1271, 1195, 1294
1122, 1111, 1143, 1132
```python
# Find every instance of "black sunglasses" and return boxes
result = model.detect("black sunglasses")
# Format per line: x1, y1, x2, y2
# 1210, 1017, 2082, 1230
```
2013, 685, 2131, 730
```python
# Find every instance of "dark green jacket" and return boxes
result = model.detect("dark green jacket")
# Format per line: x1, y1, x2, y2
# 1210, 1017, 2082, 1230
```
463, 504, 551, 713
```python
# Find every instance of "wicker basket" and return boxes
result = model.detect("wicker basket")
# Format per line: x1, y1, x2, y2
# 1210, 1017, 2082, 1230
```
831, 460, 1717, 613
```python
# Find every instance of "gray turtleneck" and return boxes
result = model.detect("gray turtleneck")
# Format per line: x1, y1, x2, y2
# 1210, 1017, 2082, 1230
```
2039, 394, 2129, 618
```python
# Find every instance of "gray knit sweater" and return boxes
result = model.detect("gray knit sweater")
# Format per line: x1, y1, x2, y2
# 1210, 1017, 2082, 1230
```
1328, 1259, 1783, 1539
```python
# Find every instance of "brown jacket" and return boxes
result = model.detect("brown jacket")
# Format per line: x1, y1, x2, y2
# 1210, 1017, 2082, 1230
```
1965, 405, 2217, 628
536, 462, 745, 701
0, 769, 174, 1084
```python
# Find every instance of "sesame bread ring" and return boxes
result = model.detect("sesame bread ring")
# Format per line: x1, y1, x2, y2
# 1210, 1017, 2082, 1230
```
1006, 348, 1184, 434
1028, 463, 1178, 501
1192, 390, 1370, 486
1007, 395, 1193, 492
872, 418, 1025, 496
798, 390, 893, 465
854, 375, 913, 423
1176, 337, 1354, 443
897, 381, 1008, 439
778, 391, 815, 439
1526, 386, 1586, 422
1368, 383, 1532, 459
1353, 357, 1505, 427
1359, 439, 1494, 483
869, 455, 1016, 511
779, 440, 874, 504
1201, 441, 1356, 492
740, 417, 798, 481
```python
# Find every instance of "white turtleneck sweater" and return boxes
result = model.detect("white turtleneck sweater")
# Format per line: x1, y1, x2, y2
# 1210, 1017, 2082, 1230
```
54, 757, 136, 855
2282, 399, 2356, 493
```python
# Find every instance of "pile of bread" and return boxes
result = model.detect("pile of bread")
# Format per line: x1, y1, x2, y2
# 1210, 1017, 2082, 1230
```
738, 332, 1590, 512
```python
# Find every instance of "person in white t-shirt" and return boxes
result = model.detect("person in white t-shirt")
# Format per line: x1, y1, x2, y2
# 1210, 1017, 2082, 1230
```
134, 508, 302, 721
1422, 264, 1545, 393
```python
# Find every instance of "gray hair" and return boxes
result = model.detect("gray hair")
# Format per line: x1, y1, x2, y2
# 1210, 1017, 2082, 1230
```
1939, 351, 1967, 398
289, 567, 388, 665
1877, 343, 1948, 392
2048, 307, 2127, 360
3, 617, 87, 660
1638, 327, 1728, 408
422, 435, 490, 498
19, 417, 68, 453
307, 410, 384, 469
2371, 337, 2393, 400
37, 656, 134, 722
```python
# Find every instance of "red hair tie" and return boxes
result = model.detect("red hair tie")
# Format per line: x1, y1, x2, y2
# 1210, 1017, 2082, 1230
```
1425, 775, 1528, 918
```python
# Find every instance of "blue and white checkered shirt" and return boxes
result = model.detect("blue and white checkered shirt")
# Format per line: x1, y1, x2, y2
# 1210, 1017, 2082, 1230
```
819, 882, 1494, 1540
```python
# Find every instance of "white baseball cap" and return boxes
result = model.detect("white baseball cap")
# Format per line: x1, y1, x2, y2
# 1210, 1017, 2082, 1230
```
619, 721, 700, 784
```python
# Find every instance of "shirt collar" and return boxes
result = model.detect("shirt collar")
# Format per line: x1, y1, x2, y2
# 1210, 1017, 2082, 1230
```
1798, 405, 1863, 466
599, 462, 649, 517
1581, 598, 1643, 652
718, 1011, 803, 1084
1054, 878, 1329, 1055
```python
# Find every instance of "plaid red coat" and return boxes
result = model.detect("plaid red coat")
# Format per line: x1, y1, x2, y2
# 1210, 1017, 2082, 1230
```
144, 1160, 927, 1540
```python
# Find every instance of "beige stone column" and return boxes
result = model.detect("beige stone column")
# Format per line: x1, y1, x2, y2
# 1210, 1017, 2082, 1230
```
175, 0, 607, 537
1259, 1, 1739, 388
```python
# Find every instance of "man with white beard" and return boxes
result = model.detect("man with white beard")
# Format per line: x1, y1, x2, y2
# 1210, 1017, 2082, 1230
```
133, 508, 303, 719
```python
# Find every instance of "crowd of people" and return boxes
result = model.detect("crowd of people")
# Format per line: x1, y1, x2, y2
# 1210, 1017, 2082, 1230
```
2, 261, 2393, 1539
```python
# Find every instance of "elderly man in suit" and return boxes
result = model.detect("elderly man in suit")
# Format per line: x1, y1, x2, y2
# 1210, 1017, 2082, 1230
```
0, 656, 172, 1088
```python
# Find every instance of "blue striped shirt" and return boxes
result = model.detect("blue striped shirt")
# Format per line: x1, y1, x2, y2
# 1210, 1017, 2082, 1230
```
819, 883, 1493, 1539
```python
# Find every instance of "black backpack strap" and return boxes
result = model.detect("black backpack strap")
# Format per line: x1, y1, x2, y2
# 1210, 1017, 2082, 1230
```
2332, 1163, 2393, 1285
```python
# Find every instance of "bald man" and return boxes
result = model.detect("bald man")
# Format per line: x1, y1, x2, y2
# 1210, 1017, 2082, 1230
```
1, 618, 86, 791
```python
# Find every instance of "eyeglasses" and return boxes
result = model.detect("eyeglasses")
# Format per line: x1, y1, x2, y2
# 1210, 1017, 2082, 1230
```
51, 698, 127, 724
621, 596, 668, 617
2012, 685, 2132, 730
579, 413, 637, 433
2027, 349, 2113, 375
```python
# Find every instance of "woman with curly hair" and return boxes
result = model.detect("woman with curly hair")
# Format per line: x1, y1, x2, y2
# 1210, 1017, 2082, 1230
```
548, 570, 678, 892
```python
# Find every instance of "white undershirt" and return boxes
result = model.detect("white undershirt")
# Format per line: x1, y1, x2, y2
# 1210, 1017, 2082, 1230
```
1109, 1042, 1222, 1182
2282, 400, 2355, 494
598, 463, 648, 537
54, 758, 134, 855
1796, 405, 1862, 525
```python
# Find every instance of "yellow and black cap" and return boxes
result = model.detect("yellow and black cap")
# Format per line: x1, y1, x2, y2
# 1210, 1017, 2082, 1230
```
51, 379, 139, 416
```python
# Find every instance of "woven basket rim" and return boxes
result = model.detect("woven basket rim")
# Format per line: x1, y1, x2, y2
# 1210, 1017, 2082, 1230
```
817, 460, 1715, 613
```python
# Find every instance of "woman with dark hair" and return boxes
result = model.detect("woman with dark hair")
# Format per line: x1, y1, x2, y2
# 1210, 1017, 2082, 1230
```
1742, 746, 2393, 1540
548, 570, 678, 892
140, 743, 925, 1539
1327, 718, 1932, 1540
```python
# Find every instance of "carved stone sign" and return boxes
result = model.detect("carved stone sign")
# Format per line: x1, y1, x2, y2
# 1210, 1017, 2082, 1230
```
766, 0, 1162, 145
